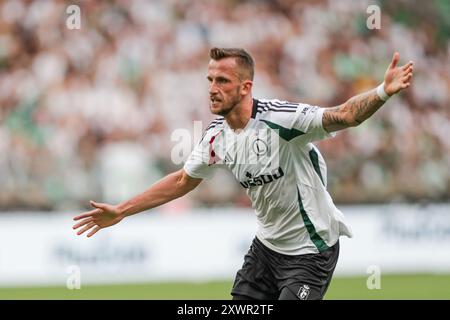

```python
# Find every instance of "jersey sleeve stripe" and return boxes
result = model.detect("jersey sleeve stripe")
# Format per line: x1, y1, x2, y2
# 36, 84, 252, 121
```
258, 101, 298, 109
267, 101, 299, 108
257, 108, 297, 113
257, 106, 297, 114
200, 117, 224, 143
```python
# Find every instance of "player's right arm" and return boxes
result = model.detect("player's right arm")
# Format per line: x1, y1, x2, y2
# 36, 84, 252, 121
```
72, 169, 202, 237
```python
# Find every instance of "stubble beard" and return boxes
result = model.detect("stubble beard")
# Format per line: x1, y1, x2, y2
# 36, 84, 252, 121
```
214, 101, 236, 116
211, 89, 242, 117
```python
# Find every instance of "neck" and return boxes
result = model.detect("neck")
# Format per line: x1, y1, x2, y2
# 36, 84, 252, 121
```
225, 95, 254, 130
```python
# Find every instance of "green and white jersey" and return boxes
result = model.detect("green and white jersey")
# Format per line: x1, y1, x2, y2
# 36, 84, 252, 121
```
184, 98, 353, 255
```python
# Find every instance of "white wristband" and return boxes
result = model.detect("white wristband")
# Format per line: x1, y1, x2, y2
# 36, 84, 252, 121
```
376, 82, 390, 102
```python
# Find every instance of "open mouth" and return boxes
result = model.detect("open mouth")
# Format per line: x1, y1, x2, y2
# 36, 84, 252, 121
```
210, 97, 222, 104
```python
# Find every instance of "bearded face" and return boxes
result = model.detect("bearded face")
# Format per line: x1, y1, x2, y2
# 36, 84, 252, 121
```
207, 58, 249, 116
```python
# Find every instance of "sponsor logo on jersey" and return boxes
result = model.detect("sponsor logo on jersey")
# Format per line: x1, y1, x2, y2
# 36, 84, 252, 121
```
301, 106, 310, 115
239, 167, 284, 189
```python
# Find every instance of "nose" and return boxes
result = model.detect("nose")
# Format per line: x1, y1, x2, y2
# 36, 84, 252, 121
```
209, 81, 218, 95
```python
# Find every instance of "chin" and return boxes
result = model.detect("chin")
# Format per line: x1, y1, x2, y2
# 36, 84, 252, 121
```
212, 109, 229, 116
211, 103, 233, 116
210, 106, 219, 115
210, 104, 224, 115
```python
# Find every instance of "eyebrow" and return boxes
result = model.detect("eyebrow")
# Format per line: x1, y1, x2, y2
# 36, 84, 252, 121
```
206, 75, 230, 82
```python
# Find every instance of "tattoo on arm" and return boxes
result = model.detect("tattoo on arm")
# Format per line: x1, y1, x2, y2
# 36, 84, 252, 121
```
323, 88, 385, 132
323, 106, 348, 126
348, 89, 385, 124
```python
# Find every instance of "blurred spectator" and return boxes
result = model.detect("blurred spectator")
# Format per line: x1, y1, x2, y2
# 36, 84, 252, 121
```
0, 0, 449, 211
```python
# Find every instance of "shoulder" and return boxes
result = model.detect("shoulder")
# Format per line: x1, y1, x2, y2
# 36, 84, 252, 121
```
257, 98, 320, 114
256, 98, 299, 114
255, 98, 301, 128
204, 116, 225, 132
258, 99, 323, 119
200, 116, 225, 143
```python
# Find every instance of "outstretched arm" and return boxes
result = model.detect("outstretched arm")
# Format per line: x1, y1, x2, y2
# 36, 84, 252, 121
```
72, 169, 202, 237
322, 52, 414, 132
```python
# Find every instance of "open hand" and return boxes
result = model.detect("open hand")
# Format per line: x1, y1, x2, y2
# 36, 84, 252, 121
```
72, 201, 124, 237
383, 52, 414, 96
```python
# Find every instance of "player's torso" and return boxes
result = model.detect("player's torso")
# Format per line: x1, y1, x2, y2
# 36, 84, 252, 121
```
208, 115, 325, 219
200, 98, 351, 254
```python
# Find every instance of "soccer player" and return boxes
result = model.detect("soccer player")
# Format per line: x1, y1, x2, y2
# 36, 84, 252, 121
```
73, 48, 413, 300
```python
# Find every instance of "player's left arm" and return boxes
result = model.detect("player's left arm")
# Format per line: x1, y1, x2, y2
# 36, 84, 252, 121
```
322, 52, 414, 133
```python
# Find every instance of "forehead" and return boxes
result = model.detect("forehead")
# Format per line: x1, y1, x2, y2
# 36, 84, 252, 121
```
207, 58, 240, 79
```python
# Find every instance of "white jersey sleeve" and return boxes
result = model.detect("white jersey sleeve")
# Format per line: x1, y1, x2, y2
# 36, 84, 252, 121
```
258, 99, 334, 144
183, 121, 223, 180
291, 103, 335, 143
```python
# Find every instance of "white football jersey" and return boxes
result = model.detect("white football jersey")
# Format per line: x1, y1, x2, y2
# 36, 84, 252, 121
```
184, 98, 353, 255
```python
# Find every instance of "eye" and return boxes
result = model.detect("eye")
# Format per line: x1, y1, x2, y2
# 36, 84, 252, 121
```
217, 77, 228, 84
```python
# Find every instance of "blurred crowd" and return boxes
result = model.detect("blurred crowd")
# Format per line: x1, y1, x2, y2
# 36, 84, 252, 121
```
0, 0, 449, 211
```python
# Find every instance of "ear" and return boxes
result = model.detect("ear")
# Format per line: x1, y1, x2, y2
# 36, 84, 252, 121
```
240, 80, 253, 95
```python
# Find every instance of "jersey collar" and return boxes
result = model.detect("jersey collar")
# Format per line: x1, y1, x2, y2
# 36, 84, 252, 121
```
251, 98, 259, 119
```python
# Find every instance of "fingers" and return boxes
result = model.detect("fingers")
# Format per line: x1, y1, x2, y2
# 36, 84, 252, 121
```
398, 58, 413, 90
389, 52, 400, 69
87, 226, 102, 238
401, 70, 413, 89
402, 62, 414, 83
72, 217, 94, 230
90, 200, 108, 210
401, 83, 411, 89
73, 218, 102, 237
403, 72, 413, 82
402, 61, 414, 71
402, 63, 413, 80
73, 208, 101, 221
76, 221, 96, 236
73, 199, 110, 222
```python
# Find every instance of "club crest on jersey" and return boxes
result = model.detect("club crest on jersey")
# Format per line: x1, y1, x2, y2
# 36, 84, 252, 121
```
239, 167, 284, 189
252, 138, 268, 156
297, 284, 310, 300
